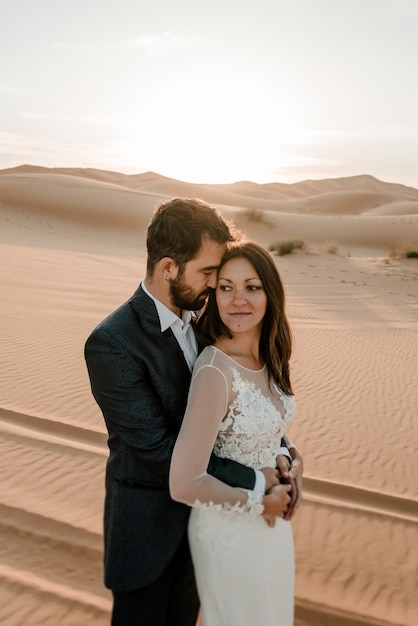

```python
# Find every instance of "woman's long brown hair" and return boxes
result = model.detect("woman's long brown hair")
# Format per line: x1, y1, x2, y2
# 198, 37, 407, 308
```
196, 240, 293, 396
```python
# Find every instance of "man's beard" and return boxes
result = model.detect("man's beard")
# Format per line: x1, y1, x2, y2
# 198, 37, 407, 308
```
169, 275, 210, 311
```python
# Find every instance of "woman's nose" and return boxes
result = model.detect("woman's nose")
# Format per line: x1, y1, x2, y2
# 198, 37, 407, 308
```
231, 290, 247, 304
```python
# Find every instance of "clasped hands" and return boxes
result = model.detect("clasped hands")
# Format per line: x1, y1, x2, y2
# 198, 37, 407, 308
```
261, 448, 303, 527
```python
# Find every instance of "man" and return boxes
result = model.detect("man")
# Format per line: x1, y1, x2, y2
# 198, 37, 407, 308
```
85, 197, 302, 626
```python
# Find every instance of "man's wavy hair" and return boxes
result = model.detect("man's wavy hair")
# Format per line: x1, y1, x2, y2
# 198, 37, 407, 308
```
146, 198, 236, 275
196, 240, 293, 396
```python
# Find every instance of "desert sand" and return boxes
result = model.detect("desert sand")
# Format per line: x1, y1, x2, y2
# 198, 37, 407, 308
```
0, 165, 417, 626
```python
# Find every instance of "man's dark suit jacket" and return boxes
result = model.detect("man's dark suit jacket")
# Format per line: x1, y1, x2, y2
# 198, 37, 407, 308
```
85, 285, 257, 592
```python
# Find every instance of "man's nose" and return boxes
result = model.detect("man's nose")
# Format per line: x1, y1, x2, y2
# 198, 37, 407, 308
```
206, 272, 218, 289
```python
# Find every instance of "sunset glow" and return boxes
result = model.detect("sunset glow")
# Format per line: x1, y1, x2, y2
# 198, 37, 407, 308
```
1, 0, 418, 187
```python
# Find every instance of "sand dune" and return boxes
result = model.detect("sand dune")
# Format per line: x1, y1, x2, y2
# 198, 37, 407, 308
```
1, 166, 417, 625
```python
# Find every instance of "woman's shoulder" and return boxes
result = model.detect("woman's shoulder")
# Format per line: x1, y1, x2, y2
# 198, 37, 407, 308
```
194, 345, 218, 368
194, 345, 234, 373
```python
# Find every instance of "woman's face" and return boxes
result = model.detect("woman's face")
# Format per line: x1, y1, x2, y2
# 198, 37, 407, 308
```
216, 257, 267, 335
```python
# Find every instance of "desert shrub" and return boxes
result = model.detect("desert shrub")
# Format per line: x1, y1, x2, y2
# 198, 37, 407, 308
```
326, 244, 338, 254
240, 207, 266, 223
269, 239, 307, 256
388, 245, 418, 259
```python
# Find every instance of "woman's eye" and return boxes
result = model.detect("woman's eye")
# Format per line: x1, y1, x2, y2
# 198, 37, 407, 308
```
247, 285, 261, 291
219, 285, 231, 291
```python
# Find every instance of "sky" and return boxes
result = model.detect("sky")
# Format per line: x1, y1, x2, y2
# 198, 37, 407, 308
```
1, 0, 418, 187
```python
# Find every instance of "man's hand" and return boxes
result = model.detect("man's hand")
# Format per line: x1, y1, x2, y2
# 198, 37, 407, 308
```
277, 448, 303, 521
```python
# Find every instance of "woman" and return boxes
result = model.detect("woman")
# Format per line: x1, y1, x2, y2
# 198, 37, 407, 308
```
170, 241, 299, 625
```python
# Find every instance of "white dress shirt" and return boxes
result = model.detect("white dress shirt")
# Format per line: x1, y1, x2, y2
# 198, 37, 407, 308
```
142, 281, 198, 371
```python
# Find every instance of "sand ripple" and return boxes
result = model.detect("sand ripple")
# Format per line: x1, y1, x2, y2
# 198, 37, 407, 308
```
1, 169, 417, 625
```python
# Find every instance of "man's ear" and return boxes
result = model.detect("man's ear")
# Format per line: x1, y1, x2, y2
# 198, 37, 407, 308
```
159, 257, 179, 281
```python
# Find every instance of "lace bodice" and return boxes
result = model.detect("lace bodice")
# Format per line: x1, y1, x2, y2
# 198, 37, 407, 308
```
215, 362, 294, 469
170, 346, 295, 515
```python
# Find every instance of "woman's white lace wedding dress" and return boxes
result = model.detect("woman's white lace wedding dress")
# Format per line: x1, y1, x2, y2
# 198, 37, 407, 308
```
184, 346, 296, 626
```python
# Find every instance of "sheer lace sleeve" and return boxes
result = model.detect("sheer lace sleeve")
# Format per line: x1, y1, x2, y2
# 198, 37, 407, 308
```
169, 358, 263, 516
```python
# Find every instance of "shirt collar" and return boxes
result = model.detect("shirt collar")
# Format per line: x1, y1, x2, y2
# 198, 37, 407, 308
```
141, 281, 195, 332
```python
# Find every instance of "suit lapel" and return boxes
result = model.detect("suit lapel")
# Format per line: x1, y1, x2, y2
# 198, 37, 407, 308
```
130, 285, 191, 374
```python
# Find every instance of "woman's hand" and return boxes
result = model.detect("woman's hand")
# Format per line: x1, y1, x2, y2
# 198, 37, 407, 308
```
262, 483, 292, 527
260, 466, 280, 492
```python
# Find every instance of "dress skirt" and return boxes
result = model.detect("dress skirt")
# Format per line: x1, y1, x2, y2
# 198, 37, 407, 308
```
188, 506, 294, 626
